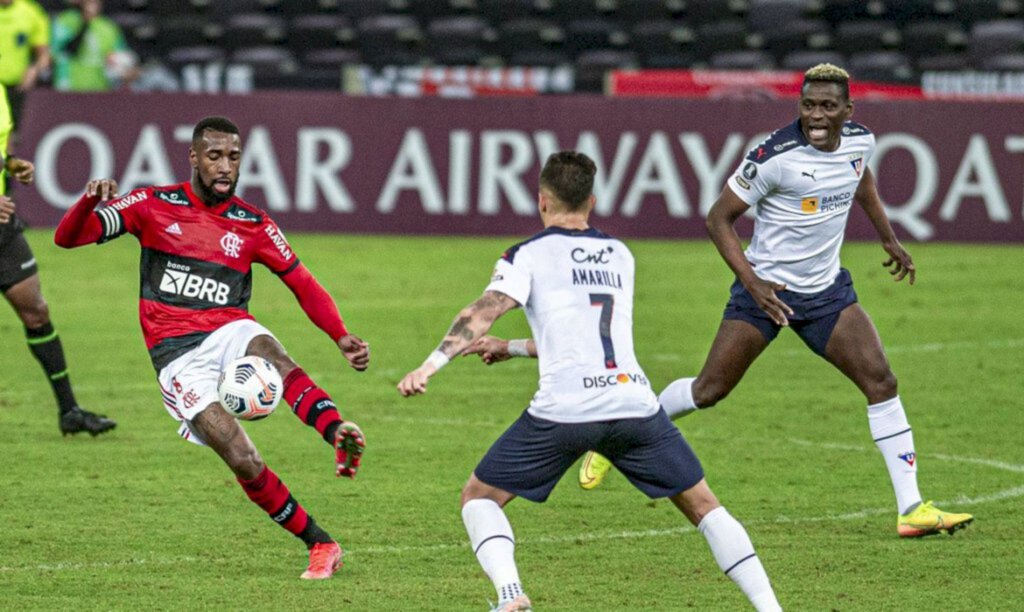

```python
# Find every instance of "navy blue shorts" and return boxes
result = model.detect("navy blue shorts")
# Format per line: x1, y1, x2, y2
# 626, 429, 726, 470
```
723, 268, 858, 356
473, 410, 704, 502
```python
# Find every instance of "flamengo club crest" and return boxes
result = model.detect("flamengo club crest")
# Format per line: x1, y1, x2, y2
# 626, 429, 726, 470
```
220, 231, 243, 258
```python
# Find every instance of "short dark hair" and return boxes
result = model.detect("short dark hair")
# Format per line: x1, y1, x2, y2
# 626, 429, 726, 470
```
192, 116, 240, 146
802, 63, 850, 101
539, 151, 596, 211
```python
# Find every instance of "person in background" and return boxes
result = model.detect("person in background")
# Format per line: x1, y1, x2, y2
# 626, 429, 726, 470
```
52, 0, 137, 92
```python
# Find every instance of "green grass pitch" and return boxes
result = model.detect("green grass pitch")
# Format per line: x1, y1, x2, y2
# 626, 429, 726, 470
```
1, 230, 1022, 610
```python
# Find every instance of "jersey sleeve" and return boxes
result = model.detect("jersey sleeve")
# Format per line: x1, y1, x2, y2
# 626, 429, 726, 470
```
254, 216, 300, 275
726, 155, 780, 207
96, 187, 150, 243
30, 3, 50, 47
484, 247, 532, 306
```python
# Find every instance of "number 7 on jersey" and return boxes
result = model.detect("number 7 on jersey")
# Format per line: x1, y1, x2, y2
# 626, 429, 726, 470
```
590, 293, 617, 369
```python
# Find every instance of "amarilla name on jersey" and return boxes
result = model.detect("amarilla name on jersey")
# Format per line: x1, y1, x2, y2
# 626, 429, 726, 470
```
485, 227, 660, 424
93, 183, 300, 369
727, 119, 875, 294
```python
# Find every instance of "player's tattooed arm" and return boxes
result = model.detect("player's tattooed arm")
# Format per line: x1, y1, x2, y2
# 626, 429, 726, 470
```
435, 290, 519, 359
398, 291, 519, 397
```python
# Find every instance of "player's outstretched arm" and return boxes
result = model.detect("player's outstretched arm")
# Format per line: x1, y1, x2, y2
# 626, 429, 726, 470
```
397, 290, 519, 396
707, 186, 794, 326
54, 179, 119, 248
4, 156, 34, 185
855, 167, 916, 285
0, 195, 14, 224
279, 264, 370, 371
463, 336, 537, 365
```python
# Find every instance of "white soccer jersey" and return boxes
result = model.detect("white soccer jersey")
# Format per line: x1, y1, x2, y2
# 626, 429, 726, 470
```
726, 119, 876, 294
485, 227, 660, 423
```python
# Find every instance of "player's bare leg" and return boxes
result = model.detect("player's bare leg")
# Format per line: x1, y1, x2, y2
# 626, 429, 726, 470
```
247, 334, 365, 478
582, 320, 769, 489
670, 479, 781, 611
192, 402, 343, 578
461, 474, 531, 611
3, 274, 115, 436
824, 304, 972, 535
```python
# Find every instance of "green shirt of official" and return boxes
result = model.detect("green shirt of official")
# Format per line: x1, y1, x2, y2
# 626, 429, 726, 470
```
52, 8, 127, 91
0, 0, 50, 87
0, 84, 12, 195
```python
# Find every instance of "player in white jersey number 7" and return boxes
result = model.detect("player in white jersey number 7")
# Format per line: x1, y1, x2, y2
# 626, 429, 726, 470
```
576, 64, 973, 539
398, 152, 782, 611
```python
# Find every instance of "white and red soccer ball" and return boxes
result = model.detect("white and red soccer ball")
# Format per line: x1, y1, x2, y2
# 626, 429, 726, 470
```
217, 356, 282, 420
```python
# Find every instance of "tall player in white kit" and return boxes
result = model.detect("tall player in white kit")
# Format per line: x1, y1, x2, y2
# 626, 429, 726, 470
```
579, 64, 973, 538
398, 152, 781, 612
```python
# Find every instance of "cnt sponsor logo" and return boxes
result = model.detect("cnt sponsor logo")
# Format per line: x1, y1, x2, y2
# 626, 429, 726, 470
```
582, 372, 649, 389
571, 246, 614, 264
898, 451, 916, 467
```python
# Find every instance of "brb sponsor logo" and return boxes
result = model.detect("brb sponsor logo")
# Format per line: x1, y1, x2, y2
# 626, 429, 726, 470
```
582, 372, 649, 388
159, 262, 230, 304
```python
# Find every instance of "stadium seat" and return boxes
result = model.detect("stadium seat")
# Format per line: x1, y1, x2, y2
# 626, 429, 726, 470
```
781, 49, 845, 70
154, 17, 221, 53
303, 47, 362, 68
104, 0, 148, 12
549, 0, 609, 22
954, 0, 1021, 24
758, 19, 831, 58
478, 0, 550, 22
497, 18, 565, 58
981, 51, 1024, 69
848, 50, 914, 82
902, 20, 968, 58
147, 0, 210, 14
709, 49, 776, 70
694, 19, 756, 57
684, 0, 748, 23
630, 20, 695, 57
746, 0, 813, 32
337, 0, 396, 20
819, 0, 887, 23
915, 52, 972, 71
508, 48, 572, 66
276, 0, 345, 15
833, 20, 901, 55
288, 14, 355, 54
221, 13, 288, 51
643, 51, 697, 67
164, 45, 227, 72
564, 17, 628, 55
968, 19, 1024, 61
427, 16, 497, 65
357, 14, 425, 65
231, 46, 301, 88
613, 0, 682, 23
574, 48, 638, 92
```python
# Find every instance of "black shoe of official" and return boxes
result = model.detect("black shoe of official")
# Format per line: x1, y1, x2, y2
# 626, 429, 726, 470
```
60, 407, 117, 437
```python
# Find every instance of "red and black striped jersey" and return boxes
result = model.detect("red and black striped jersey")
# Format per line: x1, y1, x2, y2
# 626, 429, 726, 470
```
95, 182, 301, 369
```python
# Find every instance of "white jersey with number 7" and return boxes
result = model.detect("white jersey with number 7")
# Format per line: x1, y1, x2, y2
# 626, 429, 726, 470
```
485, 226, 660, 424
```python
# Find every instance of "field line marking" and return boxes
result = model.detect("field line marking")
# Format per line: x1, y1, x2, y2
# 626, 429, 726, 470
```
787, 438, 1024, 474
2, 484, 1019, 572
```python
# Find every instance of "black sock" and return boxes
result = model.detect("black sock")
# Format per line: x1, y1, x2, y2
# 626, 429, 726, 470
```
324, 421, 341, 446
26, 322, 77, 414
298, 516, 334, 549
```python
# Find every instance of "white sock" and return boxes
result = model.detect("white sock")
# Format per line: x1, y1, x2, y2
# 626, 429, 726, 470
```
462, 499, 523, 602
659, 377, 698, 419
698, 506, 781, 612
868, 396, 923, 515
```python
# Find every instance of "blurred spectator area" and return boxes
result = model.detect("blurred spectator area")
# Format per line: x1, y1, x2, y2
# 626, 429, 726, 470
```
32, 0, 1024, 90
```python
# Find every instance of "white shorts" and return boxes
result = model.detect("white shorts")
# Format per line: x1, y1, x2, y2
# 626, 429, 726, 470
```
156, 319, 276, 445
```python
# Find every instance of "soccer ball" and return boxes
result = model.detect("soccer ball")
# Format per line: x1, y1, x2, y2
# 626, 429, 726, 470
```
217, 356, 282, 420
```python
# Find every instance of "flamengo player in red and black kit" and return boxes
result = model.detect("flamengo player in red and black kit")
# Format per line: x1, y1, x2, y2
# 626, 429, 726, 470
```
54, 116, 369, 580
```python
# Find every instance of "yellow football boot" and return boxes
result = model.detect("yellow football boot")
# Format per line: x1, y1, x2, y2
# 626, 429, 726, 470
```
578, 451, 613, 490
898, 501, 974, 537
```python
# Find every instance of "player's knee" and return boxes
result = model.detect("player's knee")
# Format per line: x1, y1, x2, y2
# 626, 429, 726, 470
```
866, 369, 898, 402
19, 297, 50, 329
692, 376, 730, 408
228, 445, 264, 480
